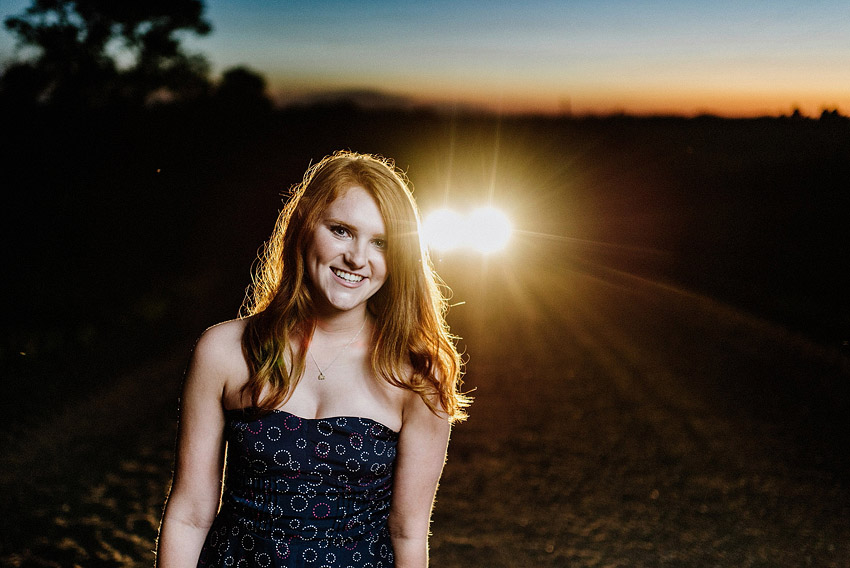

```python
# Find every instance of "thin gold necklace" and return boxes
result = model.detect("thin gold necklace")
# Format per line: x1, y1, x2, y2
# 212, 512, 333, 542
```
307, 319, 367, 380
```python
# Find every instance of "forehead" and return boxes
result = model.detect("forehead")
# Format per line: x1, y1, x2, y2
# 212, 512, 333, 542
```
323, 185, 386, 232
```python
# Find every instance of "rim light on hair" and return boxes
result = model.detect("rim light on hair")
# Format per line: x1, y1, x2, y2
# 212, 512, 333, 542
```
240, 151, 470, 422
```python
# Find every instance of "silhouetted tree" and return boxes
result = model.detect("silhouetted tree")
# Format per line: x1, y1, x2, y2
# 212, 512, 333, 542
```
1, 0, 212, 107
0, 61, 52, 106
214, 65, 273, 113
819, 108, 846, 122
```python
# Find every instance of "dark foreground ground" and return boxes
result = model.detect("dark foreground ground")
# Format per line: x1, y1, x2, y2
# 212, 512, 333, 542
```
1, 238, 848, 567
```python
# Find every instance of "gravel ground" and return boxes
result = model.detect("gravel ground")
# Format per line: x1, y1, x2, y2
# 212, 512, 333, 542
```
2, 240, 848, 567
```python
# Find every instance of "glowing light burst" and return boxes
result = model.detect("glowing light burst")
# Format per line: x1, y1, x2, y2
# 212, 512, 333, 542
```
422, 207, 513, 254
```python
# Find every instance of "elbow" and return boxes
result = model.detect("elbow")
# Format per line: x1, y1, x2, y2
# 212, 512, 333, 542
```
161, 492, 220, 533
163, 503, 218, 533
387, 510, 413, 539
387, 513, 427, 547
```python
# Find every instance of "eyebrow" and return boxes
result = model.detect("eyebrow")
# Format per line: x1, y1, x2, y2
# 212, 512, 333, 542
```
326, 218, 386, 240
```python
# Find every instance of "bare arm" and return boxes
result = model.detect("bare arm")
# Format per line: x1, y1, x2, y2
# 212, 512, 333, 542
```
388, 394, 452, 568
156, 323, 240, 567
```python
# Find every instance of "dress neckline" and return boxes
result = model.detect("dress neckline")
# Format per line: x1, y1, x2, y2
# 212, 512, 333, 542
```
224, 407, 400, 435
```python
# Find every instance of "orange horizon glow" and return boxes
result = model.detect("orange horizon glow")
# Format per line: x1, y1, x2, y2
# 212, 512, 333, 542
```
266, 75, 849, 119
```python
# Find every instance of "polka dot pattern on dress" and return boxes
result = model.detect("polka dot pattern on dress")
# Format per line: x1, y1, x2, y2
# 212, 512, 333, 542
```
197, 408, 398, 567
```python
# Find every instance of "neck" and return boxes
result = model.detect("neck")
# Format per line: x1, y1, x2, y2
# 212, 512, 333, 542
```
313, 308, 370, 336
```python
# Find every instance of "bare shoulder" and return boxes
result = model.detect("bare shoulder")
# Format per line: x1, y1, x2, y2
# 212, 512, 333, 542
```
400, 386, 450, 429
195, 318, 247, 353
189, 318, 250, 385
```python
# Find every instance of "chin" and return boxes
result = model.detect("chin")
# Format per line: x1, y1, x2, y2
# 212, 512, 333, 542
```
323, 294, 372, 314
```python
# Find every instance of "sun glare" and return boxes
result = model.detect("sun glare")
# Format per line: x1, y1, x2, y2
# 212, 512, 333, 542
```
422, 207, 513, 254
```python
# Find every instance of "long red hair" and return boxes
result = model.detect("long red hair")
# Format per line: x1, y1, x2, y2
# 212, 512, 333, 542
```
240, 151, 469, 421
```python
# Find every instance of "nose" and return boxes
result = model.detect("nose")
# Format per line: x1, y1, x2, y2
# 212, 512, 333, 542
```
343, 239, 367, 269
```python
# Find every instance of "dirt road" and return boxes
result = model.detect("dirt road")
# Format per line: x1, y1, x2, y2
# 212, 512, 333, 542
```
2, 238, 848, 567
430, 239, 849, 567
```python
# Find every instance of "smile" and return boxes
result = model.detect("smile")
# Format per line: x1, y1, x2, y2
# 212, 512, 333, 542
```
332, 268, 364, 283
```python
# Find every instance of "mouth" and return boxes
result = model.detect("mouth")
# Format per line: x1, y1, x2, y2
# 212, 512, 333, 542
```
332, 268, 364, 283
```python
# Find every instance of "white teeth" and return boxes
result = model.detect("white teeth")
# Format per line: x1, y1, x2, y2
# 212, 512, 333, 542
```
333, 269, 363, 283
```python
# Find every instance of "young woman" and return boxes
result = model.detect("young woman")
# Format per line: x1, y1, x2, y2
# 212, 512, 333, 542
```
157, 151, 469, 567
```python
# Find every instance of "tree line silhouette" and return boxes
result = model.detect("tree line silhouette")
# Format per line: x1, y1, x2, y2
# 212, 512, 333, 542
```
1, 0, 269, 109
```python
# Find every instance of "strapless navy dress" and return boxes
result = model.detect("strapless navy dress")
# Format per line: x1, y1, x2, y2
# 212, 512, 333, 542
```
197, 408, 398, 567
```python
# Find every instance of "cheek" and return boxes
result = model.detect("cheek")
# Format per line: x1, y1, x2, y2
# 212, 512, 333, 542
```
310, 234, 337, 262
376, 255, 389, 282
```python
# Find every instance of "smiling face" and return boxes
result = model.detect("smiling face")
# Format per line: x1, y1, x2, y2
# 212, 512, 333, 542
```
305, 185, 389, 318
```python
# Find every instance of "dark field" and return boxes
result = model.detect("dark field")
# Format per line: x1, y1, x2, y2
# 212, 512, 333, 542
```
2, 108, 849, 566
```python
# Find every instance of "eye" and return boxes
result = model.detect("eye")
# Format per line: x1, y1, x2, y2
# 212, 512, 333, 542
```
329, 224, 350, 238
372, 238, 387, 250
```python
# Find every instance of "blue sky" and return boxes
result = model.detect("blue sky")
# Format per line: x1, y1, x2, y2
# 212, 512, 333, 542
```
2, 0, 849, 115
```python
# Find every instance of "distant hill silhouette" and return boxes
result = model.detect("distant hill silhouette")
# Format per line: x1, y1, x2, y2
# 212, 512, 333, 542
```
283, 88, 422, 111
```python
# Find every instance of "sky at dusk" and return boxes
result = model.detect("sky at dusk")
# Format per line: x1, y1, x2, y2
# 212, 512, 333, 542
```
1, 0, 849, 116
